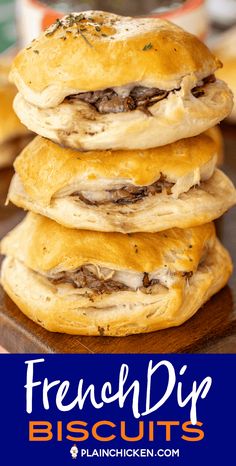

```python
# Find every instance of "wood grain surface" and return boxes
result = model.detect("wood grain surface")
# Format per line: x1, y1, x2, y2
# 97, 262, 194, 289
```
0, 124, 236, 353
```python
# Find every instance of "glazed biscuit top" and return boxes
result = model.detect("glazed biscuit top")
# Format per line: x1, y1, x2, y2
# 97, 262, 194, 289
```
13, 134, 217, 206
10, 11, 221, 106
1, 213, 215, 274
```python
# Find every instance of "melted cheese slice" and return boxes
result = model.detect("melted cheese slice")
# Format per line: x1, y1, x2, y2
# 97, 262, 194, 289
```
14, 134, 217, 206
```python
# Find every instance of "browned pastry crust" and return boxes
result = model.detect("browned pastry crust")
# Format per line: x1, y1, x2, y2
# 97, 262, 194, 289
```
10, 11, 222, 106
10, 12, 233, 149
0, 214, 232, 336
8, 135, 236, 232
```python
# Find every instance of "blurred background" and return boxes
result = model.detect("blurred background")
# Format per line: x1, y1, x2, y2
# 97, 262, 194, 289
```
0, 0, 16, 53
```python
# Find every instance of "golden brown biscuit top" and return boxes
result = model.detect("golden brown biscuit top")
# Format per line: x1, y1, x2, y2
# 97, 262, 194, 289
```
1, 213, 215, 274
10, 11, 220, 97
14, 134, 217, 206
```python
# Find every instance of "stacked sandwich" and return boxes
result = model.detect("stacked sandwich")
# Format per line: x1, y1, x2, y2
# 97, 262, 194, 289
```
1, 12, 236, 336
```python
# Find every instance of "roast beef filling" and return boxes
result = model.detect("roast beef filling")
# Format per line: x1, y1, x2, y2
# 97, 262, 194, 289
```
70, 177, 174, 206
48, 266, 194, 294
49, 267, 130, 293
66, 74, 216, 115
49, 267, 160, 293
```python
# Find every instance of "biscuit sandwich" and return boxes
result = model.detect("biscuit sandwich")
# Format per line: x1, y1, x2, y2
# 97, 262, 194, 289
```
8, 134, 236, 233
0, 213, 232, 336
10, 11, 233, 151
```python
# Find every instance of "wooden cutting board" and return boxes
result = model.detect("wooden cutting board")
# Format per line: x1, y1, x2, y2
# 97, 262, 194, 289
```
0, 125, 236, 353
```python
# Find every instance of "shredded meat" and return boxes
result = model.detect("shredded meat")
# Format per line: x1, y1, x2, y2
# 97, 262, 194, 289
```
66, 74, 216, 115
143, 273, 150, 287
67, 86, 168, 114
182, 271, 193, 279
48, 267, 160, 293
71, 176, 174, 207
192, 74, 216, 98
48, 266, 193, 294
71, 89, 136, 113
49, 266, 129, 294
142, 273, 160, 288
